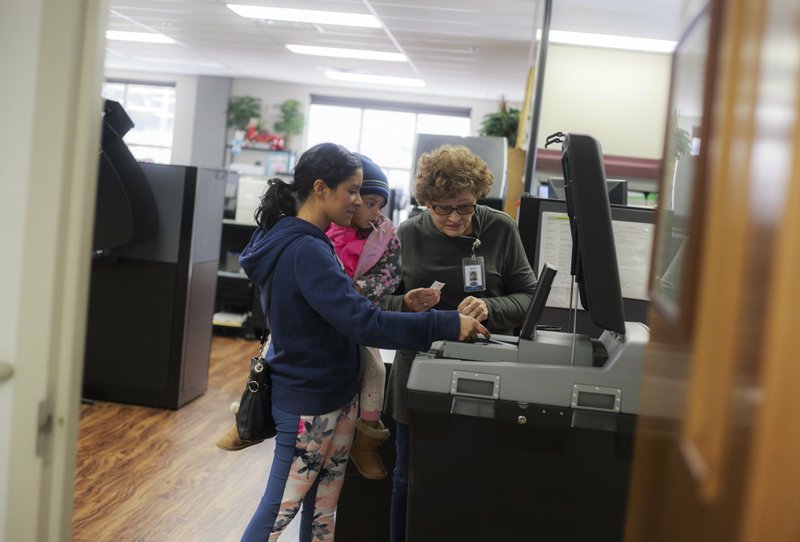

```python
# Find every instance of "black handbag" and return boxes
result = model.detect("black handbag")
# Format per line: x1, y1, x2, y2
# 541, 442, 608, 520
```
234, 274, 277, 442
235, 333, 276, 442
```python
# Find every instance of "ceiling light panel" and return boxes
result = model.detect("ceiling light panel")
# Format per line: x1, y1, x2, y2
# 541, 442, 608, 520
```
106, 30, 176, 43
226, 4, 381, 28
286, 44, 406, 62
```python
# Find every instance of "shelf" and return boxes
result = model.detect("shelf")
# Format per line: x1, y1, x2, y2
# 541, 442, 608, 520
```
218, 270, 248, 280
225, 147, 295, 178
213, 311, 249, 328
215, 216, 267, 336
226, 144, 289, 152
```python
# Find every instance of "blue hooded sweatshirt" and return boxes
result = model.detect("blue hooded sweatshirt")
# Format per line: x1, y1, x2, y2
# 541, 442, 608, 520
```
240, 217, 460, 415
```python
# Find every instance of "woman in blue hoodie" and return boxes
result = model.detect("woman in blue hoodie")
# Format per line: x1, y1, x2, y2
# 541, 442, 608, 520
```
238, 142, 489, 542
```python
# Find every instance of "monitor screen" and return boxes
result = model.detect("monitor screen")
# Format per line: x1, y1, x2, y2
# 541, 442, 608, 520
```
519, 262, 558, 340
561, 135, 625, 333
546, 177, 566, 200
411, 134, 508, 201
555, 134, 627, 334
537, 182, 550, 198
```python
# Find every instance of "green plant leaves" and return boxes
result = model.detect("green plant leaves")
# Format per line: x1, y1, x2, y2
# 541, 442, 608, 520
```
227, 96, 262, 129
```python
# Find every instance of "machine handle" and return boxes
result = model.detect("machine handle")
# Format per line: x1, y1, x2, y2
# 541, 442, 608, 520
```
450, 396, 496, 419
571, 410, 618, 433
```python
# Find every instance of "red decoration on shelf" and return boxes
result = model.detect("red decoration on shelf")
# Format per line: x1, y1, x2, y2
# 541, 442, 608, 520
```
244, 119, 285, 150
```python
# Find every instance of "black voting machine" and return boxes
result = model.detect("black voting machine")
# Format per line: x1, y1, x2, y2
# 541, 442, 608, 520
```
84, 100, 229, 409
398, 133, 649, 542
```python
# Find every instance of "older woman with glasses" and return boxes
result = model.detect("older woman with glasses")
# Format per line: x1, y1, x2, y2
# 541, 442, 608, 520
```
380, 144, 537, 542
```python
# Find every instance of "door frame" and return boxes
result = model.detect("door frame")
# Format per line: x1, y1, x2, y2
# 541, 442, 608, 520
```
0, 1, 108, 540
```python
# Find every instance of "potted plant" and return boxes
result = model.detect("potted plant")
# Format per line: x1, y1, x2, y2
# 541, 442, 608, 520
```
479, 97, 521, 147
227, 95, 262, 131
273, 99, 304, 149
480, 97, 525, 218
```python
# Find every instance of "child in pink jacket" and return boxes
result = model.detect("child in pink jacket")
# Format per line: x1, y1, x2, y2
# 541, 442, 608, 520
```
326, 154, 399, 479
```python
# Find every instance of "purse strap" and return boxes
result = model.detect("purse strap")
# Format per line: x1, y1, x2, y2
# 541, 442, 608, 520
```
257, 271, 275, 359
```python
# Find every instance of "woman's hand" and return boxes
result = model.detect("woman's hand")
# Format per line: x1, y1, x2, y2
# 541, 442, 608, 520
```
457, 296, 489, 322
403, 287, 441, 312
458, 314, 490, 342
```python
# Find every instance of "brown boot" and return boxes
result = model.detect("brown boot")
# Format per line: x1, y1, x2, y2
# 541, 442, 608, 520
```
215, 425, 263, 451
350, 419, 390, 479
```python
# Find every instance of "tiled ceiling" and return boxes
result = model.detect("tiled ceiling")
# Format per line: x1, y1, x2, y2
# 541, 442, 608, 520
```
104, 0, 682, 101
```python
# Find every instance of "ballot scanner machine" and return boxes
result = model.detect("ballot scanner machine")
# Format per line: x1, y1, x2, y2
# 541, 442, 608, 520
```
405, 133, 650, 542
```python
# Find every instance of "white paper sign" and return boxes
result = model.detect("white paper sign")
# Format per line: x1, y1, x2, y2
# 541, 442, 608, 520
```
536, 211, 655, 309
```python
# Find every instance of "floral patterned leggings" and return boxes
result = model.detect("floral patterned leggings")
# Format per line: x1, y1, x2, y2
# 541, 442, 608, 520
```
360, 347, 385, 421
241, 395, 358, 542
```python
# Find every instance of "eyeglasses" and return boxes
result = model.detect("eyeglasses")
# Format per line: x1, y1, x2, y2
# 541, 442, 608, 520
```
430, 204, 477, 216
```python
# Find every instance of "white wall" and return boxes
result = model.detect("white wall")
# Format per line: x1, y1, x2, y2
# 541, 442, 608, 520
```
538, 44, 672, 158
0, 1, 39, 532
230, 78, 502, 151
190, 76, 231, 169
101, 69, 504, 164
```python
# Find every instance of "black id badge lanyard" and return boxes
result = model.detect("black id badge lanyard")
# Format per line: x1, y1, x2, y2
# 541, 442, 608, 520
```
462, 238, 486, 293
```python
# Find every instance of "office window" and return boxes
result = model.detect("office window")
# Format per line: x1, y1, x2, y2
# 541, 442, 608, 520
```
306, 105, 362, 151
307, 97, 471, 200
102, 81, 176, 164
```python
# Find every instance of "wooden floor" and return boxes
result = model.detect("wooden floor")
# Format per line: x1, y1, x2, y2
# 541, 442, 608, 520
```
72, 336, 300, 542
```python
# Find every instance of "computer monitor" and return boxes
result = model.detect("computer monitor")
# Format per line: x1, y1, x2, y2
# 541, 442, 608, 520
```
411, 134, 508, 202
545, 178, 566, 200
558, 133, 626, 334
605, 179, 628, 205
518, 262, 558, 341
478, 197, 504, 211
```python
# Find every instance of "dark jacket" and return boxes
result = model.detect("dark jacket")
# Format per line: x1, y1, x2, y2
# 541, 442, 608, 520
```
240, 216, 460, 415
381, 205, 538, 423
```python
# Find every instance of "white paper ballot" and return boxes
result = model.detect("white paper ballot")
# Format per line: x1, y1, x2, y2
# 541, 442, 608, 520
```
430, 281, 446, 290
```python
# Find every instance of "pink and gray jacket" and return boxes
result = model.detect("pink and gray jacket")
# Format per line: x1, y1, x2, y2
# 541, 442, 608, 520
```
325, 217, 401, 304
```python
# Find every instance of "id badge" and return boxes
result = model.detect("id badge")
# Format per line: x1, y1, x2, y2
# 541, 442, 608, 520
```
462, 256, 486, 293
